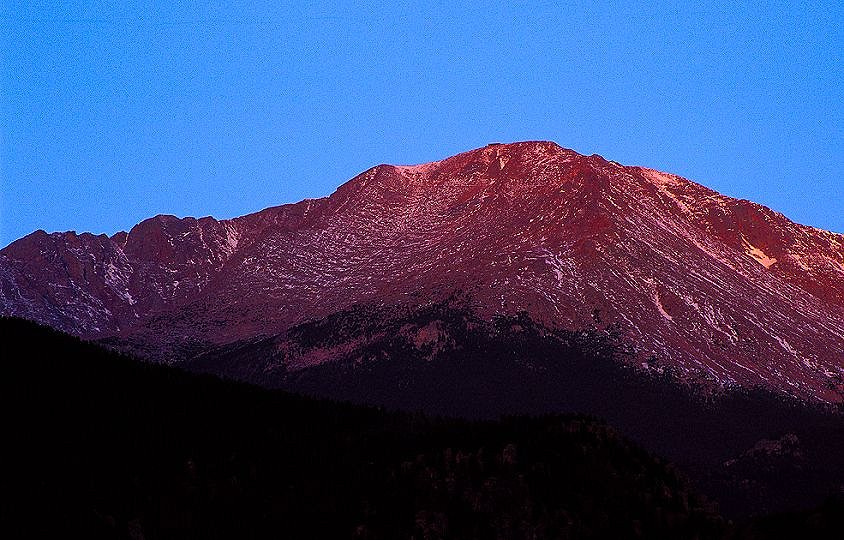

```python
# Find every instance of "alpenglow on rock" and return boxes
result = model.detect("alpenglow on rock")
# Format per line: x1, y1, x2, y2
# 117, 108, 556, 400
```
2, 142, 843, 401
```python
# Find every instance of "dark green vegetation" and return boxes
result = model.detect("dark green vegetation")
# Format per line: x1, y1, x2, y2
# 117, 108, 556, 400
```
2, 317, 843, 539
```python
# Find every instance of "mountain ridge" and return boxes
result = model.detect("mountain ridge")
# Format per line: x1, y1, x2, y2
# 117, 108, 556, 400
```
2, 141, 843, 401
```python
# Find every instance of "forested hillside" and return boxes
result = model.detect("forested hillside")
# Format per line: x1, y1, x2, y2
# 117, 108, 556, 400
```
1, 318, 842, 539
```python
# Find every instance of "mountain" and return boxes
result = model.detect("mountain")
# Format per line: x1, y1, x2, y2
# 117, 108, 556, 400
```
2, 141, 843, 401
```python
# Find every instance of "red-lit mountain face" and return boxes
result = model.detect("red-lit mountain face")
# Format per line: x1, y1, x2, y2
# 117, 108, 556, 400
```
2, 142, 843, 401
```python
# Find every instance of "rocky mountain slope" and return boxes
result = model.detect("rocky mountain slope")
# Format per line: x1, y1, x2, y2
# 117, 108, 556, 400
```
2, 141, 843, 401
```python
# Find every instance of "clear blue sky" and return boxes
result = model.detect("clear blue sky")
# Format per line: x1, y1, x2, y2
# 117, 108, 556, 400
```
2, 1, 842, 247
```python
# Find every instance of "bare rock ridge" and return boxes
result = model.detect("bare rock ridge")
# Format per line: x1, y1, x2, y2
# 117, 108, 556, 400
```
2, 141, 843, 401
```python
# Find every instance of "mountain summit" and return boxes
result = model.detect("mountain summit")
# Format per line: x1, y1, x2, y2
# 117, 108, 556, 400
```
3, 141, 843, 401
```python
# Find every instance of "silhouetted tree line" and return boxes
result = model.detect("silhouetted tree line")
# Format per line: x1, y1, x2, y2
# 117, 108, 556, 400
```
192, 300, 844, 519
2, 317, 843, 539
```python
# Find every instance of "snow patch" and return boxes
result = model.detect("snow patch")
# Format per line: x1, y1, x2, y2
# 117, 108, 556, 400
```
653, 290, 673, 321
775, 336, 798, 356
741, 236, 777, 268
639, 168, 683, 188
393, 160, 443, 175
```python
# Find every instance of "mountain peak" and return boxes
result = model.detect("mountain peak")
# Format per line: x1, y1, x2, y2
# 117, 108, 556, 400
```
2, 143, 844, 402
387, 141, 572, 176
